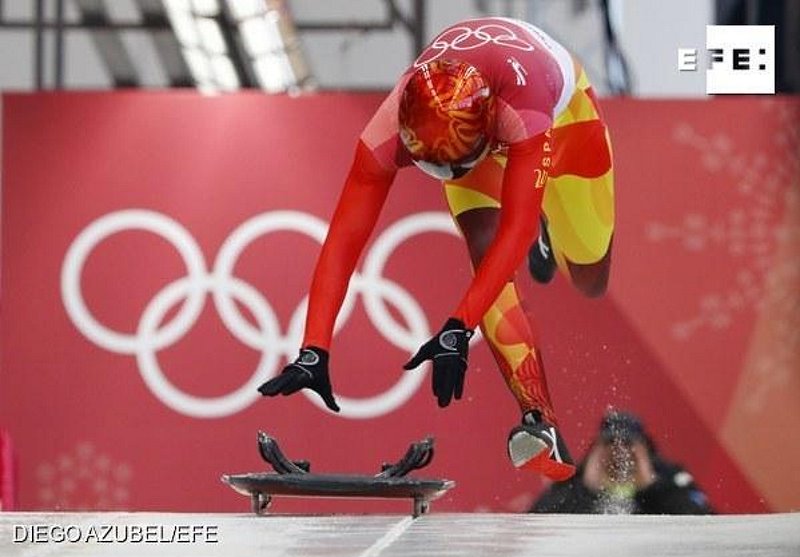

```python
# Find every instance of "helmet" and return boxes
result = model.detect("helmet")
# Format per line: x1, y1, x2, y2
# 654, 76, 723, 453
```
398, 59, 495, 180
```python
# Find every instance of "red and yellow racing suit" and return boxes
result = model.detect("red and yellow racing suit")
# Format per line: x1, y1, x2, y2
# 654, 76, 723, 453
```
302, 17, 614, 424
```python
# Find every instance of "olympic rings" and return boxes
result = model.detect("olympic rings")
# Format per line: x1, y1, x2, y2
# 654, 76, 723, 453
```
61, 209, 463, 419
415, 23, 535, 67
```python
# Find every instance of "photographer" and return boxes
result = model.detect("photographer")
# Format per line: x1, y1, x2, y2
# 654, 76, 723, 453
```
530, 411, 713, 514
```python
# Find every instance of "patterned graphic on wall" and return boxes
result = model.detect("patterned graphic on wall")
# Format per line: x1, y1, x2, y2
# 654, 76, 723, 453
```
651, 101, 800, 413
36, 443, 132, 511
718, 101, 800, 511
609, 99, 800, 511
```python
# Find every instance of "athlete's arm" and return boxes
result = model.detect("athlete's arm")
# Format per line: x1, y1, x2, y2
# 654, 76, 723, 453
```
453, 132, 551, 328
302, 139, 396, 349
403, 132, 551, 407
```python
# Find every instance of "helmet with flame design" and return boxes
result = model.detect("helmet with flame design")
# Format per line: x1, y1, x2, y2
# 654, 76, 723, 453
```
398, 59, 496, 180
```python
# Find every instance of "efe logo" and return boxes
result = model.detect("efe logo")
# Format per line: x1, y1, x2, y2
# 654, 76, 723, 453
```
678, 25, 775, 94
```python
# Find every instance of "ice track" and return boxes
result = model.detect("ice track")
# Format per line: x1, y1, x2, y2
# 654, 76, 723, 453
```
2, 511, 799, 556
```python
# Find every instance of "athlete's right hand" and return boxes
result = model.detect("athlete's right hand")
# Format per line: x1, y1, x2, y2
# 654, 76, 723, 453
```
404, 318, 473, 408
257, 346, 340, 413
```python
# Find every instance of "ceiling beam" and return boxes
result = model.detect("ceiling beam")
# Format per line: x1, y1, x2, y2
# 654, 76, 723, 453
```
73, 0, 139, 87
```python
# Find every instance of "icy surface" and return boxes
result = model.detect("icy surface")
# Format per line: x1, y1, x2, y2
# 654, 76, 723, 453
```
1, 512, 798, 556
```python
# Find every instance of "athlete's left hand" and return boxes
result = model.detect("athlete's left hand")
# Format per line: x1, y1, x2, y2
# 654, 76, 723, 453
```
404, 318, 473, 407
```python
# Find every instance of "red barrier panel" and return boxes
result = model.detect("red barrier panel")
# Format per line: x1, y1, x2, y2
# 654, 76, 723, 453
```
0, 430, 14, 510
1, 92, 797, 513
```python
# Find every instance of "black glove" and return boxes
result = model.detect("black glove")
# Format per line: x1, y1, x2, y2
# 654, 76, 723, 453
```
403, 318, 473, 408
257, 346, 340, 413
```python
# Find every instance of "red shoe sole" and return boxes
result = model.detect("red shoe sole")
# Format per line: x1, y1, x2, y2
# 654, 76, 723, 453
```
520, 447, 576, 482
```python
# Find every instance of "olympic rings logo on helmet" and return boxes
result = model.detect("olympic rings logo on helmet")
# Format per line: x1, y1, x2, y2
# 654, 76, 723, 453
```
61, 209, 477, 420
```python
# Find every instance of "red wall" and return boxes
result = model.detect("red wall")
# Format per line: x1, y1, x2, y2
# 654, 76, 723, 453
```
1, 92, 798, 513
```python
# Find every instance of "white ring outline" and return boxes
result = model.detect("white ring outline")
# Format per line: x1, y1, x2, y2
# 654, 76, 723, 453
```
136, 276, 281, 418
61, 210, 207, 354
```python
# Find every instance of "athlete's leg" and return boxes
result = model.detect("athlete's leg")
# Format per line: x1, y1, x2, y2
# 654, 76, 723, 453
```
443, 153, 559, 425
540, 65, 615, 297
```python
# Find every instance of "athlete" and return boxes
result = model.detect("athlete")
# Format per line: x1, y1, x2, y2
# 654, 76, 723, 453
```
259, 17, 615, 482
